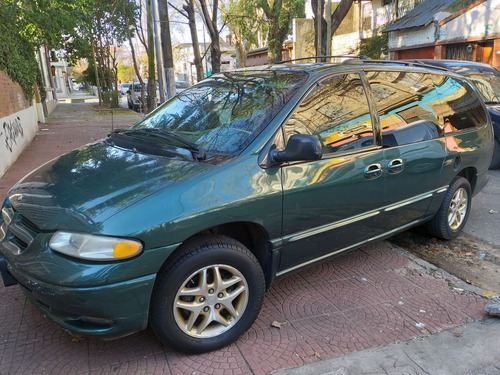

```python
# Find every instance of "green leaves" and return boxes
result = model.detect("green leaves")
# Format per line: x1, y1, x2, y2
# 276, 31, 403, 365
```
0, 2, 39, 99
0, 0, 139, 101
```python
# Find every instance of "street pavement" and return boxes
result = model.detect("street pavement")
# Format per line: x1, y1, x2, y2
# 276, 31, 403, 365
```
0, 96, 499, 374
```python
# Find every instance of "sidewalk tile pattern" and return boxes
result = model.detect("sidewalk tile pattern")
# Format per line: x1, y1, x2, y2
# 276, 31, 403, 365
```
0, 243, 487, 375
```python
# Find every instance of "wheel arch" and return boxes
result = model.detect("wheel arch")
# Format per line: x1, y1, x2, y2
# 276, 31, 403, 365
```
160, 221, 275, 289
457, 166, 477, 193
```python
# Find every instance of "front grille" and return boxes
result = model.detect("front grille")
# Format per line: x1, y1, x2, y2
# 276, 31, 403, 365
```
1, 206, 40, 253
21, 216, 40, 233
12, 235, 29, 250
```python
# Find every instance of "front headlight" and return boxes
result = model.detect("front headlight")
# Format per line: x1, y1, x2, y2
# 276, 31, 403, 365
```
49, 231, 143, 261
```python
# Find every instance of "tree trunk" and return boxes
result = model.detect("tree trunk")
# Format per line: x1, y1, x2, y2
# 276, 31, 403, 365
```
199, 0, 221, 74
329, 0, 354, 41
124, 3, 145, 111
146, 0, 156, 112
235, 39, 248, 68
158, 0, 176, 99
311, 0, 354, 59
210, 39, 221, 74
267, 17, 285, 63
184, 0, 204, 81
91, 41, 101, 105
313, 0, 323, 58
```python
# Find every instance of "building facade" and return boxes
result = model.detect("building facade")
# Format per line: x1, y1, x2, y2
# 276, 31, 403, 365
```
383, 0, 500, 69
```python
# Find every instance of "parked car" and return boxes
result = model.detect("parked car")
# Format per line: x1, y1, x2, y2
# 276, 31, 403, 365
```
121, 82, 130, 96
406, 59, 500, 169
0, 60, 494, 354
127, 82, 160, 111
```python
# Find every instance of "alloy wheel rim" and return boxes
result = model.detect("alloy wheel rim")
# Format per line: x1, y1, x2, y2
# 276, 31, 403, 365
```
448, 187, 468, 230
173, 264, 248, 338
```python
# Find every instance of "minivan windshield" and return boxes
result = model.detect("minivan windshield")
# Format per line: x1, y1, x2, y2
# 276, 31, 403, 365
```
131, 70, 308, 155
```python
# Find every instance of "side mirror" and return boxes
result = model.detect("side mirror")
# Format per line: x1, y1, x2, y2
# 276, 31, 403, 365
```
126, 90, 131, 94
270, 134, 322, 163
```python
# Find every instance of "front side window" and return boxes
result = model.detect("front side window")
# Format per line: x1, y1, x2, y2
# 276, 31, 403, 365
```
133, 71, 308, 155
284, 73, 374, 154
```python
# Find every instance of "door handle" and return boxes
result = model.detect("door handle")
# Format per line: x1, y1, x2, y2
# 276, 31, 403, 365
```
387, 158, 404, 174
364, 163, 382, 179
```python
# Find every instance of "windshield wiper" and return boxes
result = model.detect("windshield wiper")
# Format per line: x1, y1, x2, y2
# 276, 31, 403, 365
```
112, 128, 206, 160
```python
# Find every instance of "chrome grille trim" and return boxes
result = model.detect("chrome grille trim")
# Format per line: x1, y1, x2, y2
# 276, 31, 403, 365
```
0, 206, 40, 253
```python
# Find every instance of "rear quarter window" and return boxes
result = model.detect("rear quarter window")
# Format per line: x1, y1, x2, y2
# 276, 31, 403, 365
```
366, 70, 487, 147
432, 75, 488, 133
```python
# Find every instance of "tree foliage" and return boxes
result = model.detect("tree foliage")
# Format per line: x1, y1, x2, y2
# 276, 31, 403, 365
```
64, 0, 139, 107
222, 0, 265, 68
0, 0, 140, 107
256, 0, 305, 63
117, 64, 136, 83
0, 0, 85, 99
359, 32, 388, 59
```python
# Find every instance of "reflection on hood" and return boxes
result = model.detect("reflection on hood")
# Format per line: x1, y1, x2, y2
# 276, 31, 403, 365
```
8, 142, 213, 231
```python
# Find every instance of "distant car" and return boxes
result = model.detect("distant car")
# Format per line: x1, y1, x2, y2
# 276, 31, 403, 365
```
127, 82, 160, 111
175, 81, 191, 94
121, 83, 131, 96
406, 59, 500, 169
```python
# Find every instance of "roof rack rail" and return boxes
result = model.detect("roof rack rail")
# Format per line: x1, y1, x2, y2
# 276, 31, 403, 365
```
357, 58, 451, 71
276, 55, 368, 64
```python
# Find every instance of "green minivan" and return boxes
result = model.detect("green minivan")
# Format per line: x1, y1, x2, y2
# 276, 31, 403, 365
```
0, 60, 494, 353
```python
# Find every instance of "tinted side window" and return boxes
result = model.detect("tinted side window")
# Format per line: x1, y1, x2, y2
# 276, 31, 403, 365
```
366, 71, 442, 147
284, 73, 374, 154
432, 75, 487, 133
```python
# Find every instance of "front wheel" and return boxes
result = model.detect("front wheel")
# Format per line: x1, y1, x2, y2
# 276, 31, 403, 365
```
150, 235, 265, 354
426, 176, 471, 240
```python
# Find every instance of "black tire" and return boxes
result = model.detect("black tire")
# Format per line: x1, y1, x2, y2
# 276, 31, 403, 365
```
490, 138, 500, 170
150, 235, 265, 354
127, 99, 133, 109
426, 176, 471, 240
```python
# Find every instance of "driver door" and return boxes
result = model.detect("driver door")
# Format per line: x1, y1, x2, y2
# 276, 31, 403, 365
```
279, 73, 388, 273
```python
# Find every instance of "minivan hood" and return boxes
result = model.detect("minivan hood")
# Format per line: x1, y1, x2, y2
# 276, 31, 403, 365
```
7, 141, 215, 231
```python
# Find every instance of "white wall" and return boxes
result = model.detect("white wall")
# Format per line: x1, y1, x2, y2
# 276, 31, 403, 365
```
45, 98, 58, 116
388, 25, 436, 49
332, 31, 362, 55
439, 0, 500, 42
0, 105, 39, 178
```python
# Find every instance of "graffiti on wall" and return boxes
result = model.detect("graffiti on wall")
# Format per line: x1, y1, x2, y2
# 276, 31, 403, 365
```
1, 116, 24, 152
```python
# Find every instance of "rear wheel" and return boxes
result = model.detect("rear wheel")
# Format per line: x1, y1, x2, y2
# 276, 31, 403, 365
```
150, 235, 265, 354
426, 176, 471, 240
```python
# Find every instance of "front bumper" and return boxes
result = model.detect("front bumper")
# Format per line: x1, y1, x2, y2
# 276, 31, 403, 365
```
1, 205, 180, 339
7, 260, 156, 338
